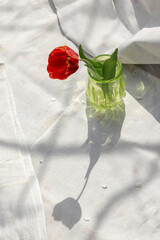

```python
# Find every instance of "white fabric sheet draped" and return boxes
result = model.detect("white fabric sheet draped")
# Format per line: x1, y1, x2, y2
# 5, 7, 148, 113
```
0, 65, 47, 239
54, 0, 160, 63
0, 0, 160, 239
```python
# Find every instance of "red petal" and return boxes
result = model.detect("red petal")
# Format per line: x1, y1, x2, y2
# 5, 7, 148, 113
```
48, 52, 67, 63
47, 64, 67, 80
65, 47, 79, 60
49, 72, 68, 80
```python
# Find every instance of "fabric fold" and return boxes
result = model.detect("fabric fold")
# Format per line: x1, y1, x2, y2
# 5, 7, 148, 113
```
0, 64, 47, 240
53, 0, 160, 63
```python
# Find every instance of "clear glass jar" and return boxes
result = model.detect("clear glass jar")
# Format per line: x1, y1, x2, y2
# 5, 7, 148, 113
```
86, 54, 126, 111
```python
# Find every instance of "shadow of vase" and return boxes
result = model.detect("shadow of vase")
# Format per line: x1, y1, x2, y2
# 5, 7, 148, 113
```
123, 64, 160, 122
52, 98, 125, 229
83, 99, 126, 179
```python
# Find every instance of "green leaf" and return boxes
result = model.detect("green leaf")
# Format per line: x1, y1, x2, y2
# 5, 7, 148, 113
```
96, 67, 103, 77
81, 58, 103, 80
79, 45, 102, 68
102, 48, 118, 80
111, 48, 118, 60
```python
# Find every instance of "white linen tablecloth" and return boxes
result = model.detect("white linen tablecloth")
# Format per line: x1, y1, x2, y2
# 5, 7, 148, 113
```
0, 0, 160, 239
0, 64, 47, 239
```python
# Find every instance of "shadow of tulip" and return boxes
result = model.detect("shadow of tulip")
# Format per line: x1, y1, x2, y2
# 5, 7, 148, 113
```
83, 99, 126, 179
52, 197, 82, 229
52, 99, 125, 229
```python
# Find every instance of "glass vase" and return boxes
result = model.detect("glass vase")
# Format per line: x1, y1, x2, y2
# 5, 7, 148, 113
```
86, 54, 126, 111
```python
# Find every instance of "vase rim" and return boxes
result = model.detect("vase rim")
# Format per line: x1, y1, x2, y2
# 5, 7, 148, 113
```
88, 54, 123, 83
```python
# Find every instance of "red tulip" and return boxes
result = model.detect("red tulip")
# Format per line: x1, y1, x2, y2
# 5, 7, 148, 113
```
47, 46, 79, 80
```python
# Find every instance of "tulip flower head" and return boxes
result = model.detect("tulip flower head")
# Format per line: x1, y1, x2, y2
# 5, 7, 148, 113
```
47, 46, 79, 80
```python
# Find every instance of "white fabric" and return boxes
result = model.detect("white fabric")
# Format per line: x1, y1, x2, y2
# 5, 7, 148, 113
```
54, 0, 160, 63
0, 65, 47, 239
0, 0, 160, 240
